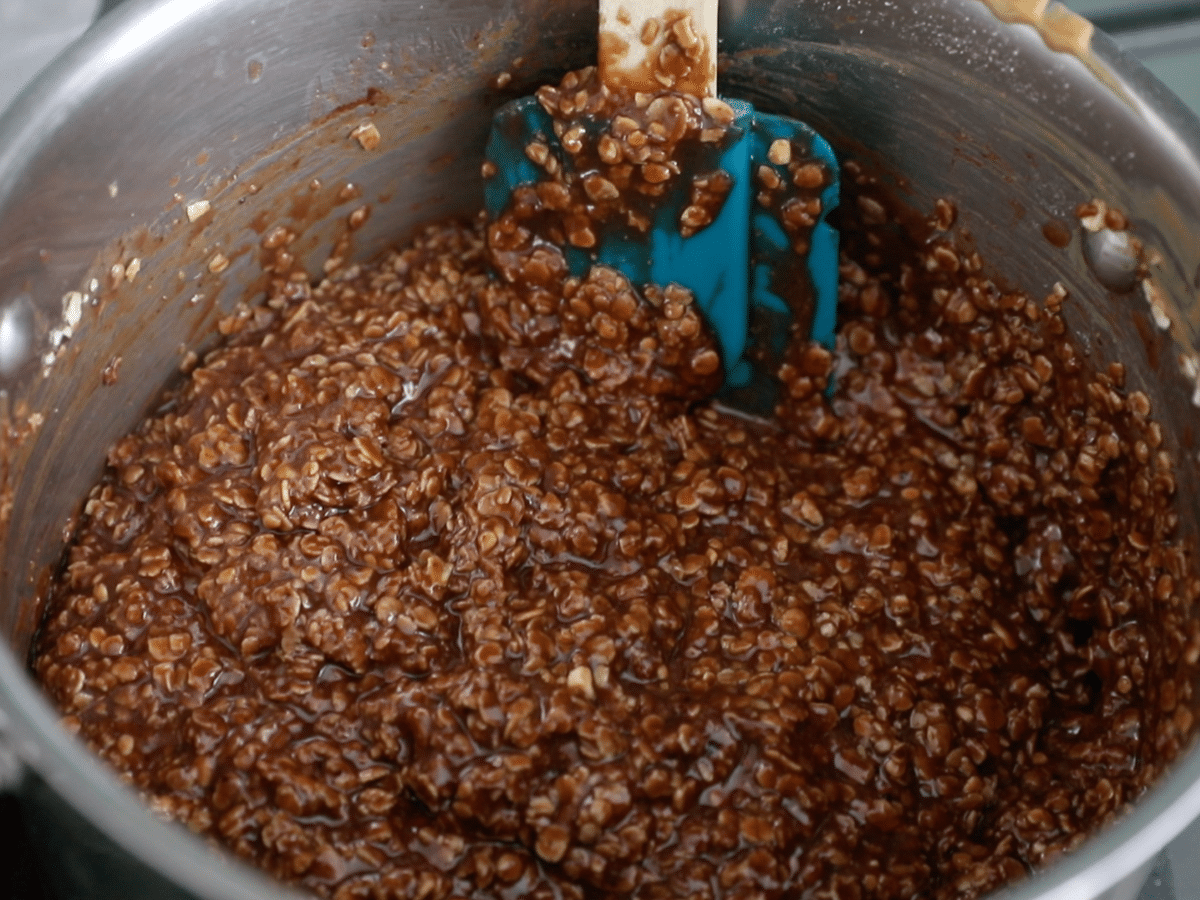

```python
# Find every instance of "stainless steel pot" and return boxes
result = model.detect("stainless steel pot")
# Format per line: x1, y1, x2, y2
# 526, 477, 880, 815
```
1, 0, 1199, 898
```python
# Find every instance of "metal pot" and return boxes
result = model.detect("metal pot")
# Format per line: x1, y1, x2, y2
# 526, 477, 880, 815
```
1, 0, 1199, 897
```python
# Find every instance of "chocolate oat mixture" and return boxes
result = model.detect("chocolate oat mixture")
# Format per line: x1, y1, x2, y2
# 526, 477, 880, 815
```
34, 76, 1200, 900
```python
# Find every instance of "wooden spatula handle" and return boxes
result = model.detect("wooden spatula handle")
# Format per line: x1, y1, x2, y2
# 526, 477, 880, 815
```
598, 0, 719, 97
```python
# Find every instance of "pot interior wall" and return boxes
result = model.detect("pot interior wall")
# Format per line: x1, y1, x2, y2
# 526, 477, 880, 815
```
1, 1, 1200, 898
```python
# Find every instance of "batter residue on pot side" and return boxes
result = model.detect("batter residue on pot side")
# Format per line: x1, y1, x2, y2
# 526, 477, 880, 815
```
33, 74, 1200, 900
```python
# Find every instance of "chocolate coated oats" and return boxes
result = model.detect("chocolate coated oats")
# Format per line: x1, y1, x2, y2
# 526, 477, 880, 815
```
33, 85, 1200, 900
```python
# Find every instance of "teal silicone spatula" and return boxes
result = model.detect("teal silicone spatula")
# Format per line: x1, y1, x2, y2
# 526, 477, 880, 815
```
484, 0, 840, 407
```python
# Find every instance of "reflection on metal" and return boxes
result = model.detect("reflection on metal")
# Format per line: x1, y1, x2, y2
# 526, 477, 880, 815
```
1083, 227, 1141, 293
0, 295, 34, 379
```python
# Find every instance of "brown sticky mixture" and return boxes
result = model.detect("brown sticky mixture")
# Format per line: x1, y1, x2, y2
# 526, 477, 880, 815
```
32, 55, 1200, 900
598, 8, 715, 101
32, 162, 1200, 898
487, 64, 741, 255
487, 65, 829, 249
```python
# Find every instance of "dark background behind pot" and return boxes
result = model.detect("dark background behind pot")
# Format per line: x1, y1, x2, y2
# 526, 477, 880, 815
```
0, 1, 1198, 899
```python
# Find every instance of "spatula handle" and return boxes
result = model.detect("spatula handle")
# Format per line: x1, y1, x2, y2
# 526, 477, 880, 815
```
598, 0, 719, 97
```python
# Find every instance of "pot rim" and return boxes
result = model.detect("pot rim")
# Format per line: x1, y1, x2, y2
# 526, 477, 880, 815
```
1, 1, 1199, 899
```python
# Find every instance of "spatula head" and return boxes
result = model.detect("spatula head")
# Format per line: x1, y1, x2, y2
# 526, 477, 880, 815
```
485, 93, 839, 408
